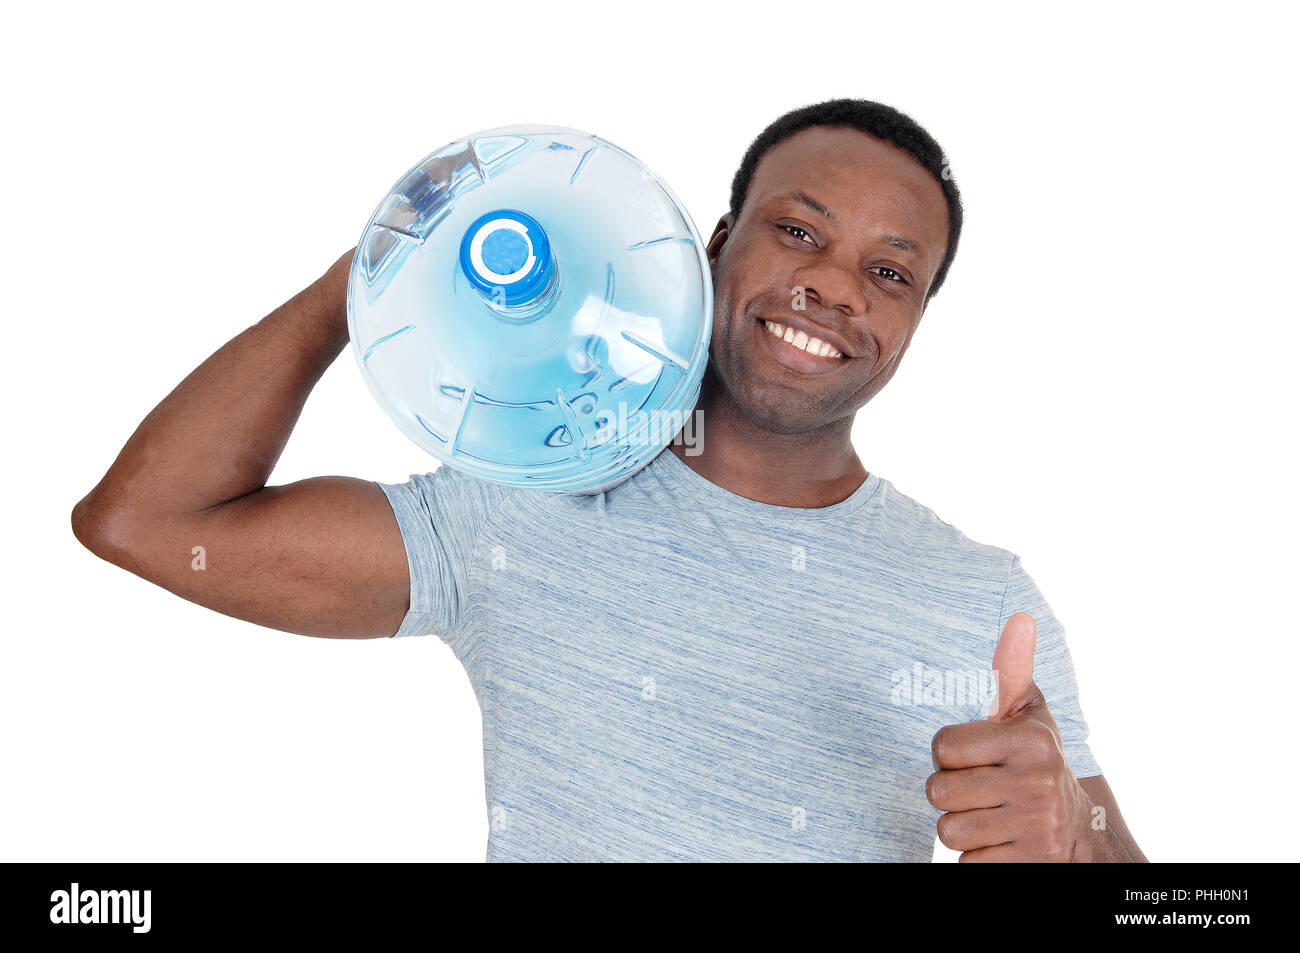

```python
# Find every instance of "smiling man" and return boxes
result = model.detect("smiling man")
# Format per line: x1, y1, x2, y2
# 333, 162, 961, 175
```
72, 98, 1144, 862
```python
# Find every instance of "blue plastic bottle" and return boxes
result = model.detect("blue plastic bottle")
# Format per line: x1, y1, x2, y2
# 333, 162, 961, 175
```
347, 124, 713, 493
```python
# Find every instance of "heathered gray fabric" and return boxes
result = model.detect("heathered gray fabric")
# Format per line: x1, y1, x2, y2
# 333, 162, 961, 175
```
376, 447, 1101, 862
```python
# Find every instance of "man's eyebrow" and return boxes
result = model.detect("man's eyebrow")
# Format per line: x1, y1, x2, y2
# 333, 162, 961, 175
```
879, 232, 922, 257
770, 190, 924, 257
775, 190, 834, 219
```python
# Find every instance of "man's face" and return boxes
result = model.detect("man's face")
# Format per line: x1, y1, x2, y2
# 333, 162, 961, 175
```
705, 126, 950, 435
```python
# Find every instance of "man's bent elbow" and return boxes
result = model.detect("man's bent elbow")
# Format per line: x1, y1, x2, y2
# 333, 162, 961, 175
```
71, 493, 145, 567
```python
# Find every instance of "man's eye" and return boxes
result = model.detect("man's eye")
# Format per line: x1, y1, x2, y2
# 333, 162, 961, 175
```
872, 266, 906, 284
780, 224, 814, 244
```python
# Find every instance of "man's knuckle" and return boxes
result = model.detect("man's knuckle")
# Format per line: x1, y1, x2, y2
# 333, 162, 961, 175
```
1044, 808, 1065, 837
1031, 771, 1057, 797
1031, 721, 1057, 750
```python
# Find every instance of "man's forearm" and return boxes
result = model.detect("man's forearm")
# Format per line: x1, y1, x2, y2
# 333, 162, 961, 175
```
1077, 780, 1146, 862
74, 247, 356, 532
1081, 823, 1138, 862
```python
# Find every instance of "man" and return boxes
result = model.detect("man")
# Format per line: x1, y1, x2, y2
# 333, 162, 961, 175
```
72, 99, 1145, 862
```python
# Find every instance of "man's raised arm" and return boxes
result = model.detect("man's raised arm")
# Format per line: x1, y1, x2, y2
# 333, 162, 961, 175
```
71, 248, 412, 640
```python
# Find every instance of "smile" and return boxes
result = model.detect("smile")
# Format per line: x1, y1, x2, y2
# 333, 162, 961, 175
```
761, 320, 845, 359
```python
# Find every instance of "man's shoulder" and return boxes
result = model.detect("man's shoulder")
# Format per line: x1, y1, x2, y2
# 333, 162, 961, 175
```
872, 475, 1015, 578
383, 463, 529, 525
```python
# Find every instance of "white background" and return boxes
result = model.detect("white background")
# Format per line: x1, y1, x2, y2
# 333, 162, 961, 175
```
4, 0, 1295, 862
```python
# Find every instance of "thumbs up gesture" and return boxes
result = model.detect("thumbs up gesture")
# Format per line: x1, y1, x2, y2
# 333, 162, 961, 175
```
925, 612, 1097, 862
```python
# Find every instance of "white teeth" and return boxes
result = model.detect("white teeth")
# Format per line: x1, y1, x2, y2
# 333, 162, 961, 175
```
762, 320, 844, 358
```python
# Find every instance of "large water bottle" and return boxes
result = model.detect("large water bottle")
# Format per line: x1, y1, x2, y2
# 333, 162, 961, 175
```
347, 124, 713, 493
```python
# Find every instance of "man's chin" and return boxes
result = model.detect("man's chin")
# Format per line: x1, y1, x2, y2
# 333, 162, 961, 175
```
707, 365, 856, 436
734, 392, 835, 437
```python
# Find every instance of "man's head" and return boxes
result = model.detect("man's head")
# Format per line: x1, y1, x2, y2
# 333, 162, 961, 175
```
704, 98, 962, 436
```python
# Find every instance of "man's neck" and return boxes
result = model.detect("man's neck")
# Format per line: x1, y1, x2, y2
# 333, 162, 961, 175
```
668, 390, 867, 509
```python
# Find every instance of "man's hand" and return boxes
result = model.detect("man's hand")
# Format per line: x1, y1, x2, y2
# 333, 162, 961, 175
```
925, 612, 1112, 862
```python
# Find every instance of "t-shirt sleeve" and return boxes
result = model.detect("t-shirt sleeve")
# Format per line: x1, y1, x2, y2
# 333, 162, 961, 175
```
374, 465, 510, 645
998, 555, 1103, 780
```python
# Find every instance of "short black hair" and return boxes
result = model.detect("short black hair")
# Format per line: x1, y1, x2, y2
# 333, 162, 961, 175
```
729, 98, 963, 302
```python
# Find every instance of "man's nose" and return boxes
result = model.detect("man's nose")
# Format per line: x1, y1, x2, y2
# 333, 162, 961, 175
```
792, 256, 868, 318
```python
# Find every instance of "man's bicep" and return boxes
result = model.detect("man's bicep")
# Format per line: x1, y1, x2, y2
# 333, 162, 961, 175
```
106, 476, 414, 639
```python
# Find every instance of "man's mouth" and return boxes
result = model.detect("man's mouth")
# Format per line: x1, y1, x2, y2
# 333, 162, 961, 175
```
759, 319, 846, 359
752, 317, 853, 377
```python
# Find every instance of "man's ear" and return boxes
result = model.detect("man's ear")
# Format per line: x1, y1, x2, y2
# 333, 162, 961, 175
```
706, 213, 734, 269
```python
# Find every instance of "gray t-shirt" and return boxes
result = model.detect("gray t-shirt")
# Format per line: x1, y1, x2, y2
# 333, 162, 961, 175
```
376, 447, 1101, 862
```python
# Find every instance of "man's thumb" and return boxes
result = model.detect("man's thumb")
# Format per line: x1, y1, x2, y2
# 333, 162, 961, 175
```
990, 611, 1037, 720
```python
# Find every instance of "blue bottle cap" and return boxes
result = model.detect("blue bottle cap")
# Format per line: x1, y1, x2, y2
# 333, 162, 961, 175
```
458, 209, 553, 306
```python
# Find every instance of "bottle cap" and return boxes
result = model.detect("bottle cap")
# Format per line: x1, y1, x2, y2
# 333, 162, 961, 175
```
458, 209, 553, 306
